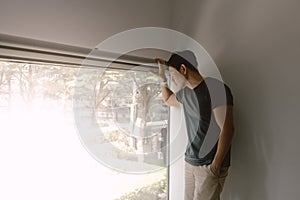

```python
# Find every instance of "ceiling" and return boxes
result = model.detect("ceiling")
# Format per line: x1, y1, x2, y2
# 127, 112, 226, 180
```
0, 0, 172, 52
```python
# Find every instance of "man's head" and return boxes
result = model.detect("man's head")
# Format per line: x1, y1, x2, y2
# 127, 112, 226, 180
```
166, 50, 198, 73
166, 50, 199, 88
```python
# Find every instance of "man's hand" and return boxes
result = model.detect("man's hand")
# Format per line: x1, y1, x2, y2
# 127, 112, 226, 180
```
151, 58, 168, 81
210, 162, 221, 177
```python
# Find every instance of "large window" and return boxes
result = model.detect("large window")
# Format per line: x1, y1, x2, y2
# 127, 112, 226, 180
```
0, 61, 168, 200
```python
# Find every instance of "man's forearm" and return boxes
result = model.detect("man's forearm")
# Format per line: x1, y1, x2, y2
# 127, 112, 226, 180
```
161, 85, 174, 103
212, 127, 234, 169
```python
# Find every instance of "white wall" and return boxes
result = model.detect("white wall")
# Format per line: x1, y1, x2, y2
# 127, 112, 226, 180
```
170, 0, 300, 199
0, 0, 171, 48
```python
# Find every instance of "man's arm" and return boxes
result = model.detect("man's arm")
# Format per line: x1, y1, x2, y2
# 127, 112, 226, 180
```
161, 85, 180, 107
211, 105, 235, 175
153, 58, 180, 107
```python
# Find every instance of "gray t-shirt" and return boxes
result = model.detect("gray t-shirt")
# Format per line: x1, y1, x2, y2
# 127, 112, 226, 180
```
176, 77, 234, 167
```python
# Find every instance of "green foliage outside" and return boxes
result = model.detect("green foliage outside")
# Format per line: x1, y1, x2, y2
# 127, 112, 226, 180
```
117, 175, 167, 200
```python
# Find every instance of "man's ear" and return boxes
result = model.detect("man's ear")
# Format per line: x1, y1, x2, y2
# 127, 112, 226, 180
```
180, 64, 187, 75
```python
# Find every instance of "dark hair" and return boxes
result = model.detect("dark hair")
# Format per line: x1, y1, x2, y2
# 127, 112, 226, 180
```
166, 50, 198, 72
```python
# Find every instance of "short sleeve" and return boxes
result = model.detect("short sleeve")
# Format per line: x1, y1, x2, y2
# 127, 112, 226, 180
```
176, 88, 184, 103
206, 79, 234, 109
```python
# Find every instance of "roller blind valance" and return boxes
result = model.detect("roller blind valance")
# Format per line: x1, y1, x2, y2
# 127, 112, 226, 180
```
0, 33, 157, 71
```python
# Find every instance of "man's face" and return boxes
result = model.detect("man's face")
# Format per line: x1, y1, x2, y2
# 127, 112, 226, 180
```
169, 66, 187, 89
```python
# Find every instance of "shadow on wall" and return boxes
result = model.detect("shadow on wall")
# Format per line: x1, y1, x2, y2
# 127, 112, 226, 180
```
221, 65, 275, 200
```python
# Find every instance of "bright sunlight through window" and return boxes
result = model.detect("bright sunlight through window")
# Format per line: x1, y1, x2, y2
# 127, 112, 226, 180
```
0, 61, 168, 200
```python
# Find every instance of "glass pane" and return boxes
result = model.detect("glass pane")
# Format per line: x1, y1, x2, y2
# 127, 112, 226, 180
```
73, 67, 169, 199
0, 61, 168, 200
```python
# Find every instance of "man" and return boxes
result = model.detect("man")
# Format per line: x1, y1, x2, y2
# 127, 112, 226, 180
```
153, 50, 234, 200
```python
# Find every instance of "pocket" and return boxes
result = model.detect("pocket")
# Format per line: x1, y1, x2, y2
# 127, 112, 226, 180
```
207, 165, 229, 178
202, 164, 217, 178
207, 165, 218, 178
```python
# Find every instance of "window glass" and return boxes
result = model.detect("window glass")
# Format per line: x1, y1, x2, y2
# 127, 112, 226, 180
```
0, 61, 168, 200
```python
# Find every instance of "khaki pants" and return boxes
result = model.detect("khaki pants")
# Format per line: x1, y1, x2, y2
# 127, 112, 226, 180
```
184, 162, 229, 200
